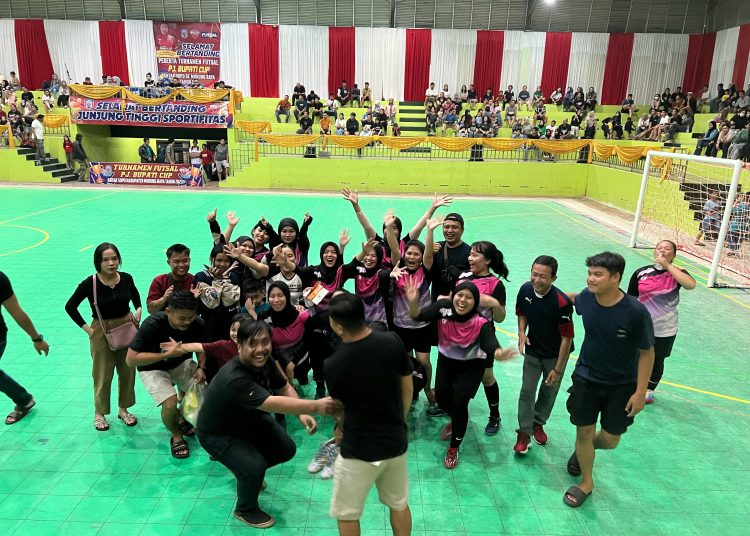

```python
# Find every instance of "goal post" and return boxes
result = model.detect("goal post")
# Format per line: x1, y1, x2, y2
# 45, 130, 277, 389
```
630, 150, 747, 288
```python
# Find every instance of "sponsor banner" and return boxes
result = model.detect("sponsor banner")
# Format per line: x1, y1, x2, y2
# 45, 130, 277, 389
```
70, 96, 231, 128
89, 162, 205, 187
154, 21, 221, 87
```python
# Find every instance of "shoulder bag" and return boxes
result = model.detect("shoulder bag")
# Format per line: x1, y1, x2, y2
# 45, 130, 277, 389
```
92, 275, 138, 351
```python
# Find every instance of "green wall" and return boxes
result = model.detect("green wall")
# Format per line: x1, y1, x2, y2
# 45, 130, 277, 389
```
584, 165, 642, 212
0, 150, 57, 183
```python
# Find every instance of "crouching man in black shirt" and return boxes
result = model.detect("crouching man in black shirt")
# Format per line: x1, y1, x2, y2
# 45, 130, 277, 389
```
325, 293, 414, 536
197, 319, 341, 529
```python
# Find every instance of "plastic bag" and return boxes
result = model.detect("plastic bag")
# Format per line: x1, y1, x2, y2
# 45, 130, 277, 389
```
179, 380, 206, 427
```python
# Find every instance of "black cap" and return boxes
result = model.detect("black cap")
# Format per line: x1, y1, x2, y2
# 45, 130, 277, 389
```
444, 213, 464, 227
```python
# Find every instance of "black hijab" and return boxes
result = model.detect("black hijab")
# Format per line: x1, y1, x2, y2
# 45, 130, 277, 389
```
267, 281, 298, 327
317, 241, 342, 283
451, 281, 480, 323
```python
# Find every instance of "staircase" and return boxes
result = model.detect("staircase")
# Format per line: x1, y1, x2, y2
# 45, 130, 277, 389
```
16, 147, 78, 182
397, 101, 428, 136
680, 181, 742, 234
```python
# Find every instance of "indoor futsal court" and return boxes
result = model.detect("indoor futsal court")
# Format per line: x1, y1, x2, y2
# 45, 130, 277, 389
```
0, 186, 748, 535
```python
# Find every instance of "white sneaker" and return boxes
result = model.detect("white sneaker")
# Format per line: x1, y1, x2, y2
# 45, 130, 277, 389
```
645, 389, 655, 404
319, 446, 339, 480
307, 439, 336, 474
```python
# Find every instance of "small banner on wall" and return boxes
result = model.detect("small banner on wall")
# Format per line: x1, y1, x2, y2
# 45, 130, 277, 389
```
70, 96, 231, 128
153, 21, 221, 87
89, 162, 205, 187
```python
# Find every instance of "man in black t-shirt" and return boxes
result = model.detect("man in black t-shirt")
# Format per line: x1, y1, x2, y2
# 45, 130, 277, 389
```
325, 293, 413, 535
431, 212, 471, 300
197, 319, 340, 529
0, 271, 50, 425
127, 291, 208, 459
514, 256, 574, 455
563, 252, 654, 508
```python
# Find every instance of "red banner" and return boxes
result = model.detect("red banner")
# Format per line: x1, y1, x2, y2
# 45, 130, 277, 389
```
153, 21, 221, 87
89, 162, 205, 187
70, 96, 231, 128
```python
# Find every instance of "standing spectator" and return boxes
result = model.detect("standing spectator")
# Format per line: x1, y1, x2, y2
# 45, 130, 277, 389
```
338, 80, 352, 107
325, 293, 414, 534
63, 134, 73, 169
189, 139, 201, 167
385, 98, 398, 125
0, 271, 50, 425
710, 83, 724, 113
139, 138, 155, 163
31, 114, 46, 163
275, 95, 291, 123
72, 133, 89, 181
200, 143, 214, 181
214, 139, 229, 181
165, 138, 176, 164
144, 73, 156, 97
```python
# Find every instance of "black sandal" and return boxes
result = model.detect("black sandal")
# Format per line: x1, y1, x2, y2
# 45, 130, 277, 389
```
170, 437, 190, 459
567, 451, 581, 476
178, 419, 196, 437
5, 399, 36, 425
563, 485, 591, 508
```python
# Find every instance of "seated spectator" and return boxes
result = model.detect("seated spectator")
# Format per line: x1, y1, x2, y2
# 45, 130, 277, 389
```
345, 112, 359, 135
521, 117, 533, 137
534, 103, 547, 124
9, 71, 21, 90
334, 112, 346, 134
558, 118, 573, 139
572, 92, 586, 114
319, 113, 332, 135
488, 112, 501, 137
442, 109, 458, 136
82, 77, 93, 85
547, 120, 558, 139
713, 122, 734, 157
562, 86, 574, 111
338, 80, 351, 106
533, 86, 544, 106
698, 84, 710, 111
101, 75, 108, 85
652, 110, 671, 141
694, 121, 718, 155
350, 84, 361, 107
296, 112, 313, 134
736, 90, 750, 109
425, 82, 438, 107
621, 94, 636, 116
441, 83, 450, 97
391, 122, 401, 136
663, 109, 685, 141
48, 73, 60, 99
293, 82, 306, 101
20, 88, 34, 108
611, 112, 624, 140
511, 121, 523, 138
601, 117, 612, 139
310, 97, 323, 121
660, 87, 672, 107
442, 97, 456, 116
307, 89, 319, 103
482, 87, 494, 105
293, 94, 308, 122
503, 85, 514, 110
731, 108, 748, 130
728, 122, 750, 160
41, 90, 53, 113
384, 98, 398, 125
275, 95, 291, 123
361, 82, 372, 107
624, 115, 634, 138
671, 86, 686, 102
467, 84, 478, 109
459, 85, 468, 102
426, 108, 438, 136
56, 81, 70, 108
325, 94, 339, 117
504, 100, 517, 127
583, 111, 597, 139
586, 87, 598, 110
550, 87, 563, 106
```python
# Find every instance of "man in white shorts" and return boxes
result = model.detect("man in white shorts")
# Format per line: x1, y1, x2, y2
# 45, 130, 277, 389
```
126, 291, 207, 459
213, 138, 230, 181
325, 293, 413, 536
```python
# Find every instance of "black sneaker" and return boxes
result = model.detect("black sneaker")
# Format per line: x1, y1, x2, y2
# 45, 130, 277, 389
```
233, 509, 275, 529
426, 405, 448, 417
484, 416, 501, 436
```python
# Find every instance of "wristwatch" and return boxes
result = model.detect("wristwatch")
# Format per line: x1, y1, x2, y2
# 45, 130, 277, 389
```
32, 334, 44, 343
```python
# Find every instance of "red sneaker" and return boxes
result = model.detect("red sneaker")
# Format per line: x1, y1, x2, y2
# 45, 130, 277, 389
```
443, 447, 459, 469
440, 422, 452, 441
514, 432, 531, 454
532, 423, 548, 445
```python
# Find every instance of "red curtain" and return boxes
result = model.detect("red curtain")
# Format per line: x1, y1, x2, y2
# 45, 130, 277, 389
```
14, 19, 54, 90
99, 21, 129, 85
473, 31, 504, 95
601, 33, 634, 105
249, 23, 279, 97
732, 24, 750, 87
403, 29, 431, 102
682, 33, 716, 94
540, 32, 572, 97
328, 27, 355, 98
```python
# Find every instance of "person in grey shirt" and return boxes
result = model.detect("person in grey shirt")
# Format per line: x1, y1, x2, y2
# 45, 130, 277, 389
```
214, 139, 229, 181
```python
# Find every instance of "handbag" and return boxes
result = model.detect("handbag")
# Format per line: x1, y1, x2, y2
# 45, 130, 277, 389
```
92, 275, 138, 351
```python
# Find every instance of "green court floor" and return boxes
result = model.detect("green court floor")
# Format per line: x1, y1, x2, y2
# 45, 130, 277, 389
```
0, 186, 748, 536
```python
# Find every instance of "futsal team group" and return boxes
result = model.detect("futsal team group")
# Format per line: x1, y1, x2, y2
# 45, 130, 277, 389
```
0, 189, 696, 533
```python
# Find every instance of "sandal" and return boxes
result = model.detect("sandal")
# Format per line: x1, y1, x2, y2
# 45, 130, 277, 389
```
94, 416, 110, 431
567, 451, 581, 476
5, 399, 36, 425
563, 485, 591, 508
118, 412, 138, 427
170, 437, 190, 459
178, 418, 196, 437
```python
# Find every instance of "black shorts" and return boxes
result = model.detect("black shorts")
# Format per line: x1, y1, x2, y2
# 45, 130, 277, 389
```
566, 374, 637, 436
393, 325, 432, 354
654, 335, 676, 360
435, 355, 486, 399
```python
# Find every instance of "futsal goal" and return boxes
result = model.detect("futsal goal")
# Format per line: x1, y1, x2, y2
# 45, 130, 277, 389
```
630, 151, 749, 288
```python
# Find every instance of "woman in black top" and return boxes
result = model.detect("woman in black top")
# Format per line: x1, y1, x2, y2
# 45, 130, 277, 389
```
65, 243, 142, 431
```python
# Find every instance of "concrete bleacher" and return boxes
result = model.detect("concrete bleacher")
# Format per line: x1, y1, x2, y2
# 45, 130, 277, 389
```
236, 97, 714, 146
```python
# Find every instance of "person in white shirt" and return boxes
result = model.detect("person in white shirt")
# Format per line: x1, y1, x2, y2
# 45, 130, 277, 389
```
425, 83, 438, 107
31, 114, 46, 163
334, 113, 346, 135
385, 98, 398, 125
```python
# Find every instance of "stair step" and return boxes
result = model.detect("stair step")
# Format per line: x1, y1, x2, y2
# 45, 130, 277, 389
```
399, 117, 425, 123
51, 168, 73, 177
399, 126, 428, 132
399, 107, 425, 113
41, 162, 66, 172
16, 147, 34, 155
58, 174, 79, 183
26, 153, 52, 160
399, 101, 424, 107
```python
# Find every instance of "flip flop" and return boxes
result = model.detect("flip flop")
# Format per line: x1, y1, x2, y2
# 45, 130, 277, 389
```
567, 451, 581, 476
170, 437, 190, 459
118, 412, 138, 427
94, 416, 110, 431
4, 399, 36, 425
563, 485, 591, 508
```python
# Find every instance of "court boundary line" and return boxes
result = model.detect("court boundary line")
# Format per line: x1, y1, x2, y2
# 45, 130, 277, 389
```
0, 191, 119, 226
0, 224, 50, 257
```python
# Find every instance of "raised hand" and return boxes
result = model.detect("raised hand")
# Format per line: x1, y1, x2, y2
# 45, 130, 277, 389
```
223, 242, 241, 259
226, 210, 240, 226
404, 276, 419, 303
341, 187, 359, 206
390, 265, 406, 280
426, 216, 444, 231
432, 192, 453, 209
339, 228, 351, 247
383, 209, 396, 228
303, 211, 312, 223
223, 261, 240, 276
206, 207, 217, 222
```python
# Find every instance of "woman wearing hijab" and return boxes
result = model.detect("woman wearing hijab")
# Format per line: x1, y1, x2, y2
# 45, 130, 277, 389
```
341, 239, 391, 330
694, 121, 719, 155
407, 281, 515, 469
264, 214, 313, 267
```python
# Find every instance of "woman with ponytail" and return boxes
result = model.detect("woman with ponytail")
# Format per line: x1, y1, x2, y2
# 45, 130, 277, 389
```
456, 241, 509, 436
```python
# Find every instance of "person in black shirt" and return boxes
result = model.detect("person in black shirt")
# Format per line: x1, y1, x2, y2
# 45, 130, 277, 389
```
345, 113, 359, 135
197, 319, 340, 529
126, 291, 208, 459
514, 256, 574, 455
431, 213, 471, 300
563, 252, 654, 508
0, 271, 50, 425
297, 111, 313, 134
65, 243, 141, 431
325, 293, 413, 534
338, 80, 352, 106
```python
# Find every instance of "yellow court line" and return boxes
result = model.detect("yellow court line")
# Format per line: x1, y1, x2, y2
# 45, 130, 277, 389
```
0, 224, 50, 257
494, 326, 750, 405
0, 192, 118, 226
465, 211, 555, 222
542, 202, 750, 311
79, 245, 94, 253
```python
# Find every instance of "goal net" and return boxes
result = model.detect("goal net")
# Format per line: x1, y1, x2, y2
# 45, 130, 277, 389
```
630, 151, 750, 288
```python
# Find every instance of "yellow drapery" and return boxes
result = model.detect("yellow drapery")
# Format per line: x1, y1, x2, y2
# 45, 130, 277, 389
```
1, 124, 15, 148
429, 137, 478, 151
69, 84, 123, 99
531, 139, 590, 154
178, 89, 230, 103
123, 88, 174, 106
480, 138, 527, 151
235, 121, 272, 134
326, 135, 375, 149
377, 136, 426, 150
42, 115, 70, 128
258, 134, 320, 148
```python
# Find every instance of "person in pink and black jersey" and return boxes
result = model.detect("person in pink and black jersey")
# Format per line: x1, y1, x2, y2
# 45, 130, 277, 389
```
340, 239, 392, 331
627, 240, 695, 404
